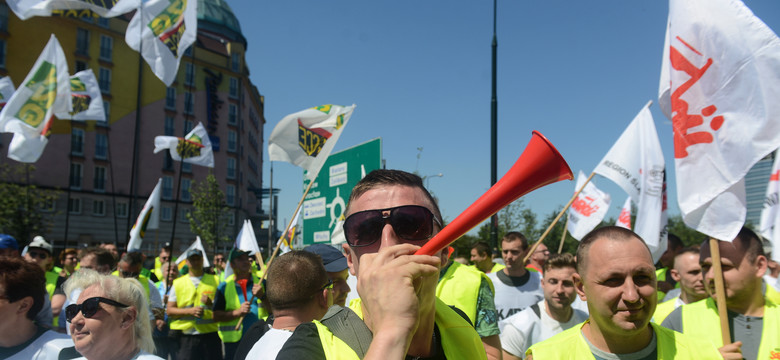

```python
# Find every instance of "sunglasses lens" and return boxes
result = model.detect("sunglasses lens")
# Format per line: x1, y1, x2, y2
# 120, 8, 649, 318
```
65, 298, 101, 322
345, 211, 385, 247
65, 304, 79, 322
344, 206, 436, 247
392, 206, 433, 241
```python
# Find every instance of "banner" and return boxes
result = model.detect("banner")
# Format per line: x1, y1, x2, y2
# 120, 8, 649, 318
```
616, 197, 632, 230
659, 0, 780, 241
593, 103, 667, 260
125, 0, 197, 86
55, 69, 105, 121
154, 122, 214, 167
760, 151, 780, 263
268, 104, 356, 181
7, 0, 140, 20
567, 171, 610, 240
128, 178, 162, 251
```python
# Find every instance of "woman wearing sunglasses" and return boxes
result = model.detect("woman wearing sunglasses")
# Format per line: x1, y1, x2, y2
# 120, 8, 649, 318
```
63, 269, 163, 360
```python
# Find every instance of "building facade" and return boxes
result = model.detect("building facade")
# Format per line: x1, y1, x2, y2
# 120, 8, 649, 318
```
0, 0, 266, 257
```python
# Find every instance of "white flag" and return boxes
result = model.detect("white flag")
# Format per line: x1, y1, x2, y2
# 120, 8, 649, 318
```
125, 0, 197, 86
175, 236, 210, 268
237, 220, 261, 255
55, 69, 105, 121
128, 178, 162, 251
659, 0, 780, 241
567, 171, 611, 241
154, 122, 214, 167
6, 0, 140, 20
760, 151, 780, 263
616, 197, 633, 230
0, 35, 71, 163
0, 77, 16, 109
593, 103, 667, 260
269, 104, 356, 181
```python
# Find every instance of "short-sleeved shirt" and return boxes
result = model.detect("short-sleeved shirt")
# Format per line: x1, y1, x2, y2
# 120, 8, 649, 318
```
487, 270, 544, 321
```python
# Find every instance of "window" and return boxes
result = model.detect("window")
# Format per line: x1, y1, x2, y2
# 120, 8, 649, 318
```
228, 130, 237, 152
163, 153, 174, 171
102, 101, 110, 122
93, 166, 106, 192
184, 92, 193, 114
162, 176, 173, 200
0, 3, 8, 32
71, 128, 85, 155
184, 120, 193, 135
248, 156, 257, 175
164, 116, 175, 136
98, 67, 111, 94
227, 158, 236, 179
226, 185, 235, 206
185, 63, 194, 86
161, 206, 172, 221
229, 77, 238, 98
115, 202, 128, 218
40, 198, 56, 212
68, 198, 82, 214
70, 163, 82, 189
231, 53, 240, 72
165, 87, 176, 110
184, 46, 193, 57
180, 208, 190, 223
76, 28, 89, 56
0, 40, 6, 68
228, 104, 237, 125
92, 199, 105, 216
228, 212, 235, 226
249, 109, 259, 129
95, 133, 107, 159
183, 162, 191, 173
99, 35, 112, 61
74, 61, 87, 73
181, 179, 191, 202
97, 17, 109, 28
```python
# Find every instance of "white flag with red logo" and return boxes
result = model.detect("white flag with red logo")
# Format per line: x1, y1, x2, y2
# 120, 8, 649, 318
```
616, 197, 633, 230
659, 0, 780, 241
154, 122, 214, 167
128, 178, 162, 252
567, 171, 611, 241
125, 0, 197, 86
6, 0, 140, 20
269, 104, 356, 181
760, 151, 780, 263
593, 103, 667, 260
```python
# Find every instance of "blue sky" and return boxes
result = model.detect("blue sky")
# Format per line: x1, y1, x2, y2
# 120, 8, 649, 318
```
230, 1, 780, 236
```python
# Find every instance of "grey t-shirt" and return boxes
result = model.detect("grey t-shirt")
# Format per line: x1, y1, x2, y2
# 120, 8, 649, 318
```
583, 327, 657, 360
661, 306, 763, 360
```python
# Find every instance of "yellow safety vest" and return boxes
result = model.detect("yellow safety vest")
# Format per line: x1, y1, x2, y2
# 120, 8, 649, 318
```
45, 271, 58, 327
490, 262, 505, 274
111, 271, 151, 299
169, 274, 219, 333
527, 321, 721, 359
217, 273, 269, 343
681, 297, 780, 360
313, 298, 486, 360
652, 297, 679, 324
436, 261, 494, 325
766, 285, 780, 304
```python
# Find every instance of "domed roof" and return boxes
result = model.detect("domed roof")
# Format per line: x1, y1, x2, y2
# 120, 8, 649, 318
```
197, 0, 247, 47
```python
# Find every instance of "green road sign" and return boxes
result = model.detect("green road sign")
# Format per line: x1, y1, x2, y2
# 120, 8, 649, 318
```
302, 138, 382, 245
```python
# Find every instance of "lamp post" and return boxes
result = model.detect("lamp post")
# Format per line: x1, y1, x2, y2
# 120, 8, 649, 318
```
422, 173, 444, 189
490, 0, 499, 252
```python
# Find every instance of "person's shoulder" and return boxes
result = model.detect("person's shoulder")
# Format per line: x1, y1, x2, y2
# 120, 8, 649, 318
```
276, 322, 325, 360
650, 323, 721, 358
526, 322, 584, 355
500, 304, 538, 332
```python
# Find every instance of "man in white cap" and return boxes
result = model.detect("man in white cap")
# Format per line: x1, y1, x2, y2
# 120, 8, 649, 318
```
24, 236, 59, 327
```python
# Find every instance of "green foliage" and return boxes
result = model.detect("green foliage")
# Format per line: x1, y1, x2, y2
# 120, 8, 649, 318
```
666, 214, 708, 247
0, 164, 60, 244
187, 172, 230, 249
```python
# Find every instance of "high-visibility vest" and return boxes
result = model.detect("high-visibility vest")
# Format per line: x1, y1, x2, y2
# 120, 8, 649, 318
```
45, 271, 58, 327
436, 261, 494, 325
681, 297, 780, 360
169, 274, 219, 333
652, 297, 679, 324
217, 273, 268, 343
490, 262, 506, 274
111, 271, 151, 299
527, 321, 721, 359
312, 298, 486, 360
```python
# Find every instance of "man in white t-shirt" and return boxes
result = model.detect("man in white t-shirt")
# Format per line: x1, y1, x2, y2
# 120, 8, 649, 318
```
244, 251, 332, 360
499, 253, 587, 359
487, 232, 544, 322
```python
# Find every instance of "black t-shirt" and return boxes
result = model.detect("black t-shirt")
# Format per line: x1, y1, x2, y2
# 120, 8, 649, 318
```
53, 276, 67, 296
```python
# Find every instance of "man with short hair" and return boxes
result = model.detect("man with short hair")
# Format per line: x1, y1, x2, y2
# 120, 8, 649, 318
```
0, 256, 73, 359
153, 243, 173, 280
100, 242, 119, 262
24, 236, 59, 327
117, 252, 164, 330
244, 250, 333, 360
500, 253, 587, 359
661, 227, 780, 360
472, 241, 505, 274
525, 243, 549, 274
655, 233, 684, 297
167, 249, 222, 360
488, 232, 544, 321
303, 244, 352, 307
527, 226, 719, 359
277, 169, 485, 359
652, 246, 706, 324
54, 247, 117, 333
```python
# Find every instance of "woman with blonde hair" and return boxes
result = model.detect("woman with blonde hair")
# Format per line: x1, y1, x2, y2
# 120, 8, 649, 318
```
64, 269, 162, 360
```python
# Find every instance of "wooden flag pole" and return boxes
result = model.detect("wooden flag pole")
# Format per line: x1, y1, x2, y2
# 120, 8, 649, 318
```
557, 214, 569, 254
709, 238, 732, 346
524, 172, 595, 264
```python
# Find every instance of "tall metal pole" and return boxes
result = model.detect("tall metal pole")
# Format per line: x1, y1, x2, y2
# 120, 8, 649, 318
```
490, 0, 499, 252
267, 162, 274, 259
127, 4, 145, 246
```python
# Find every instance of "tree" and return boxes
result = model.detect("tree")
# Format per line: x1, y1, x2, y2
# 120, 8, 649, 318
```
0, 164, 60, 244
187, 172, 230, 251
666, 214, 708, 247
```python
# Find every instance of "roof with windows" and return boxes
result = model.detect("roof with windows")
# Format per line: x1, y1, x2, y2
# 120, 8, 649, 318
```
197, 0, 247, 47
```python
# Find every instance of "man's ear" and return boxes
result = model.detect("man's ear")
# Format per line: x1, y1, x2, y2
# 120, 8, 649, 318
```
573, 273, 587, 301
16, 296, 33, 316
121, 307, 137, 330
754, 255, 768, 278
669, 268, 681, 283
342, 243, 357, 277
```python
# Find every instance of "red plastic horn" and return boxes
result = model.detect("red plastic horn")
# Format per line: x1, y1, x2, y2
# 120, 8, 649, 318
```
416, 131, 573, 256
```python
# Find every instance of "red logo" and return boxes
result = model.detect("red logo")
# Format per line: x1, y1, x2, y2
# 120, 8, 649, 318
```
572, 196, 600, 217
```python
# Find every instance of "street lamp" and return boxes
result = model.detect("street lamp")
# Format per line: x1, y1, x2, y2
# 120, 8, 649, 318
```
422, 173, 444, 189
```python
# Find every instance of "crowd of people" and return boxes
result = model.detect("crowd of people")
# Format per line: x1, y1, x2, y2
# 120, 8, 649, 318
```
1, 169, 780, 359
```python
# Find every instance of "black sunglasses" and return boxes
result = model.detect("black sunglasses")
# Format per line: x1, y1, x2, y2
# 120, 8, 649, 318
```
120, 270, 140, 278
27, 251, 49, 259
343, 205, 441, 248
65, 297, 129, 323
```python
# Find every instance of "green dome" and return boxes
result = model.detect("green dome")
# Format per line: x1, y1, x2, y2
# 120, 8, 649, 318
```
197, 0, 247, 47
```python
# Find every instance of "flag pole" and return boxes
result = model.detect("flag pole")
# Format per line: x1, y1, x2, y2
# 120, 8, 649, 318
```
557, 214, 569, 254
524, 172, 595, 264
709, 238, 732, 345
163, 158, 185, 307
63, 119, 74, 250
127, 1, 145, 245
106, 128, 120, 246
267, 162, 274, 259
